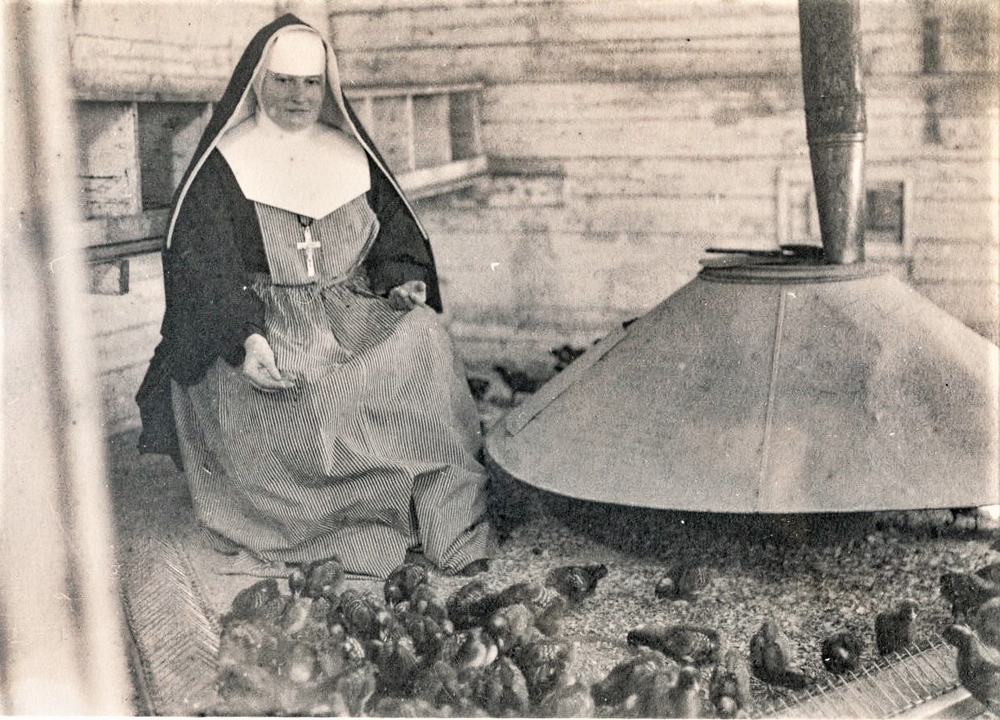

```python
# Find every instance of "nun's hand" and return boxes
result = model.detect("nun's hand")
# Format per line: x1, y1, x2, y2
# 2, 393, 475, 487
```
387, 280, 427, 310
242, 333, 295, 393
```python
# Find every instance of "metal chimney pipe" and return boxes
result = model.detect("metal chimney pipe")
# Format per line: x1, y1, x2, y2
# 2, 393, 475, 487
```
799, 0, 867, 264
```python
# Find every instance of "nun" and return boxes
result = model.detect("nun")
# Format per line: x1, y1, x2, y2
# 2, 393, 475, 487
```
136, 14, 495, 578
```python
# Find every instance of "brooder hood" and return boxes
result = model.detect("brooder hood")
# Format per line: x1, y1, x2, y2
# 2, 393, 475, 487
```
484, 0, 999, 513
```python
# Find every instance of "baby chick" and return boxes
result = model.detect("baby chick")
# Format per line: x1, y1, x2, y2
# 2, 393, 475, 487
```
217, 617, 281, 673
394, 608, 450, 659
384, 562, 428, 606
974, 561, 1000, 584
439, 627, 499, 671
591, 648, 672, 707
874, 599, 919, 655
513, 638, 575, 701
749, 618, 809, 689
412, 659, 463, 708
656, 562, 710, 600
485, 603, 538, 654
472, 656, 531, 717
708, 649, 750, 718
466, 376, 491, 401
371, 635, 420, 696
225, 578, 281, 623
447, 579, 502, 630
627, 623, 722, 666
941, 571, 1000, 621
551, 344, 586, 373
666, 665, 703, 719
545, 563, 608, 604
331, 661, 378, 716
537, 676, 596, 718
407, 583, 451, 626
286, 567, 308, 598
821, 630, 864, 674
338, 589, 380, 641
496, 581, 566, 635
974, 597, 1000, 650
943, 624, 1000, 714
279, 594, 313, 636
285, 641, 317, 684
493, 364, 545, 394
302, 557, 346, 601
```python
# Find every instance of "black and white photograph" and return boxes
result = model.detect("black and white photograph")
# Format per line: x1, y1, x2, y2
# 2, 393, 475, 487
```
2, 0, 998, 716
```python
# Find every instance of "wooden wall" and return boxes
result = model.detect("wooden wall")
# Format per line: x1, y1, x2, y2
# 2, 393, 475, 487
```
330, 0, 999, 359
71, 1, 327, 435
70, 0, 998, 434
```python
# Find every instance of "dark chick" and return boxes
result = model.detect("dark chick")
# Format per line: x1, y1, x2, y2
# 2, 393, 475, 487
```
546, 563, 608, 604
287, 568, 308, 598
394, 608, 451, 659
665, 665, 703, 719
302, 557, 346, 601
591, 648, 672, 707
656, 562, 710, 600
493, 364, 545, 394
512, 638, 575, 701
331, 661, 378, 717
406, 582, 450, 626
537, 677, 596, 718
976, 562, 1000, 584
439, 627, 499, 671
370, 635, 420, 695
709, 649, 750, 718
485, 602, 538, 654
941, 571, 1000, 621
412, 659, 463, 708
749, 619, 809, 689
466, 376, 491, 401
226, 578, 282, 624
974, 597, 1000, 650
496, 581, 566, 635
384, 562, 428, 606
473, 656, 531, 717
279, 594, 313, 635
550, 344, 586, 373
447, 579, 502, 630
821, 630, 864, 674
943, 624, 1000, 714
875, 599, 919, 655
627, 623, 722, 667
338, 589, 381, 641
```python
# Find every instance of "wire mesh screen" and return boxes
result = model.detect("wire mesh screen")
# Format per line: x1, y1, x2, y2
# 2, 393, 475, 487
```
764, 634, 961, 718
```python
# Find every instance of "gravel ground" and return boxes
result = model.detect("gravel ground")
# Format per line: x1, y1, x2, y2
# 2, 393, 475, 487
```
467, 363, 1000, 716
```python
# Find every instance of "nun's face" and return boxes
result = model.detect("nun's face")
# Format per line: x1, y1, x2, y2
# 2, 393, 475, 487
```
259, 71, 324, 132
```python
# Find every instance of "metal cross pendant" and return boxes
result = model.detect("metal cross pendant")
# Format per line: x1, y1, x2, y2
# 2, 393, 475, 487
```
296, 216, 320, 278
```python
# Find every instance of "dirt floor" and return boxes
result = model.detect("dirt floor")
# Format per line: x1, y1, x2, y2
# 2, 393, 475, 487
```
108, 364, 1000, 718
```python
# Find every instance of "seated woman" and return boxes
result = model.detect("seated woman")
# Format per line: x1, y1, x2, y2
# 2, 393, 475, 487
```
136, 14, 495, 578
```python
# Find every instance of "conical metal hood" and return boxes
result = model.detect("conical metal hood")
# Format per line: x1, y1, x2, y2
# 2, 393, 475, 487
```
485, 0, 998, 513
485, 263, 999, 512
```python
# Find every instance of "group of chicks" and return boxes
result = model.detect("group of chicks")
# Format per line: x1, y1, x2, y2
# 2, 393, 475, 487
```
213, 559, 610, 717
212, 555, 1000, 718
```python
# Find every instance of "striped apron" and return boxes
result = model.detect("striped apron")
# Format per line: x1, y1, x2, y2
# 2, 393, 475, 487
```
171, 195, 495, 577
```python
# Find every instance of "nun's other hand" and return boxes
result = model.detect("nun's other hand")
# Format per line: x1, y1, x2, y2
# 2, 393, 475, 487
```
387, 280, 427, 310
242, 333, 295, 393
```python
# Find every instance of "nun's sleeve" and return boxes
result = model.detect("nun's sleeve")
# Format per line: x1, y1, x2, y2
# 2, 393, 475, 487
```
161, 151, 267, 384
362, 157, 443, 312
